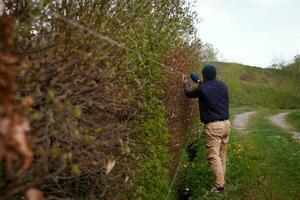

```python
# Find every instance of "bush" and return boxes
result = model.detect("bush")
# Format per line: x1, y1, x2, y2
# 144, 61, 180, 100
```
2, 0, 203, 199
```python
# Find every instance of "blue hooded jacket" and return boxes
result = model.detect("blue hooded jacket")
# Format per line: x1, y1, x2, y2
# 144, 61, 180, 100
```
184, 79, 229, 124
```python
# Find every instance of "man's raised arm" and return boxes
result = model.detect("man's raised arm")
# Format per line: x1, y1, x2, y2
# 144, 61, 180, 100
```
183, 74, 203, 98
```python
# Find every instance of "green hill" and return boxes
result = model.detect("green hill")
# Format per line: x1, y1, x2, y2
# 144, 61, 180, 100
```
194, 62, 300, 109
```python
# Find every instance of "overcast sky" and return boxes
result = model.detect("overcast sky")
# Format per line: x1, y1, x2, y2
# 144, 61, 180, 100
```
192, 0, 300, 67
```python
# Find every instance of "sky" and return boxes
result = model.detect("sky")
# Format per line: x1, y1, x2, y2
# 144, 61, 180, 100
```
192, 0, 300, 67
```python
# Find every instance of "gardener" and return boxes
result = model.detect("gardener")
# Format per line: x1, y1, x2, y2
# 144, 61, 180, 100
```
183, 64, 231, 193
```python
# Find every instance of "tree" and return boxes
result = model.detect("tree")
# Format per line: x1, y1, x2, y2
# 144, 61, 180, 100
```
202, 43, 219, 61
270, 56, 287, 69
293, 54, 300, 64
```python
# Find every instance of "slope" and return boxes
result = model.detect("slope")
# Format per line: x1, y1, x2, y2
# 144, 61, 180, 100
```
191, 62, 300, 109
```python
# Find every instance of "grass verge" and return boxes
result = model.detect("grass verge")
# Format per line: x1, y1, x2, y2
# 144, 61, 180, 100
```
176, 108, 300, 199
287, 110, 300, 132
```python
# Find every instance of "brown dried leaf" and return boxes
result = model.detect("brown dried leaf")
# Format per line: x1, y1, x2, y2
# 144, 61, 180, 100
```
0, 54, 18, 63
0, 116, 33, 175
14, 118, 33, 174
21, 63, 31, 72
106, 159, 116, 175
26, 188, 45, 200
21, 97, 35, 108
0, 1, 4, 17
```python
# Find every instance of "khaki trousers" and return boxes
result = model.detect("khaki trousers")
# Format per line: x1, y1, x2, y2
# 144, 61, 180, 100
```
204, 120, 231, 188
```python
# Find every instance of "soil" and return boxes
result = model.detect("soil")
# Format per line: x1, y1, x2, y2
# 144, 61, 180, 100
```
269, 113, 300, 141
233, 111, 257, 132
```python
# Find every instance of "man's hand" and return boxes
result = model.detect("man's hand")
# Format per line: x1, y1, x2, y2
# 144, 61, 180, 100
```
190, 74, 200, 83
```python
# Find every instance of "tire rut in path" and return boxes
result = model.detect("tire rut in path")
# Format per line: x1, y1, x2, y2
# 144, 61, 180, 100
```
269, 113, 300, 141
233, 111, 257, 132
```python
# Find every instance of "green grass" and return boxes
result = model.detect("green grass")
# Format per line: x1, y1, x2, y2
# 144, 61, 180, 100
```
287, 110, 300, 132
176, 108, 300, 199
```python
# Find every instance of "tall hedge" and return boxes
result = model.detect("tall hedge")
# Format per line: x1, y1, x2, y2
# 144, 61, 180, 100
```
2, 0, 203, 199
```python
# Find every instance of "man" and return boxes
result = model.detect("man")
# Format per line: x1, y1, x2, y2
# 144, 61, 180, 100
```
183, 64, 231, 193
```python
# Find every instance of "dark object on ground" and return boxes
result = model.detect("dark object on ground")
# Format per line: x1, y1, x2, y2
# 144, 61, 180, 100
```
177, 186, 193, 200
186, 141, 198, 162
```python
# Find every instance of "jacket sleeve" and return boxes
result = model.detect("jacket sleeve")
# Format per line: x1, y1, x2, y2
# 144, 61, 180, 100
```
184, 82, 202, 98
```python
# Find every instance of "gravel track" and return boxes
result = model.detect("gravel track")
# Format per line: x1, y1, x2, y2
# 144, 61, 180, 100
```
233, 111, 257, 132
269, 113, 300, 141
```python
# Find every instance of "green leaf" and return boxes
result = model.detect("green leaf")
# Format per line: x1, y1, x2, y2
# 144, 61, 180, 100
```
74, 106, 82, 118
70, 164, 80, 176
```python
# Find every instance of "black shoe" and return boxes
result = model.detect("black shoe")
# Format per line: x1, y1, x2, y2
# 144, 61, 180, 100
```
210, 186, 224, 193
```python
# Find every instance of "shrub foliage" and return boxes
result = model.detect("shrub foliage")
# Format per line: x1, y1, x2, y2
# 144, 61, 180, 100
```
1, 0, 203, 199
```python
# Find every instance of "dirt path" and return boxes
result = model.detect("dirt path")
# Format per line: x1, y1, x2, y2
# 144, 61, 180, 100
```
269, 113, 300, 141
233, 111, 257, 132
